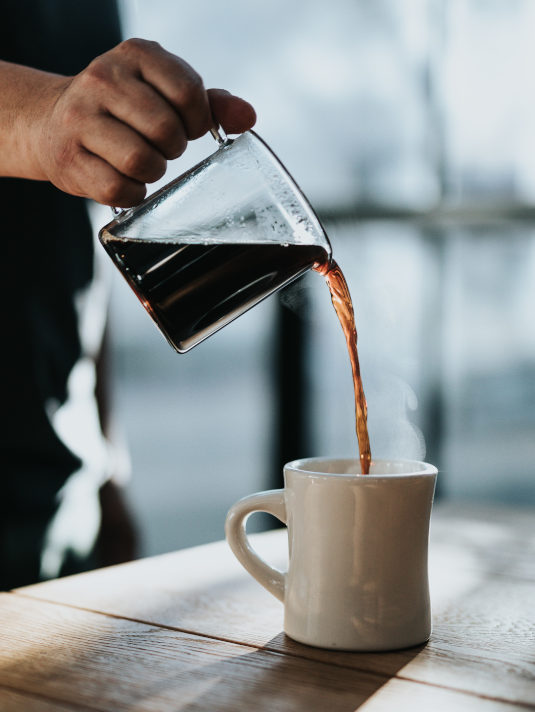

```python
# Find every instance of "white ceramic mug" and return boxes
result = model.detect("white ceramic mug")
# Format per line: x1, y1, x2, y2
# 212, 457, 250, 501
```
225, 457, 437, 651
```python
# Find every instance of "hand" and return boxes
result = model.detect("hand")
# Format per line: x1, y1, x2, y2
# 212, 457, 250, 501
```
31, 39, 256, 206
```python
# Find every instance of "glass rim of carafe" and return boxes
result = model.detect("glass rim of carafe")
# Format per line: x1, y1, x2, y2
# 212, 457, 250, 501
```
107, 129, 332, 258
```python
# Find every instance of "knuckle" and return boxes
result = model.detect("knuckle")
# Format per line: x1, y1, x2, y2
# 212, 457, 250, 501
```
147, 158, 167, 183
151, 114, 178, 145
100, 175, 128, 206
122, 146, 166, 183
119, 37, 160, 56
82, 56, 112, 88
174, 74, 205, 109
168, 134, 188, 159
100, 175, 147, 207
122, 145, 150, 177
60, 100, 84, 128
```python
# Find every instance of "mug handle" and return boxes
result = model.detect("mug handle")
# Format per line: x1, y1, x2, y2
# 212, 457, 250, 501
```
225, 490, 287, 602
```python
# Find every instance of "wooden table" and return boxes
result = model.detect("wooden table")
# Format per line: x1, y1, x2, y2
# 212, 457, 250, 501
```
0, 503, 534, 711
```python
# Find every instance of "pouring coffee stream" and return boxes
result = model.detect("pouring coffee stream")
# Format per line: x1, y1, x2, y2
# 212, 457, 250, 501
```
99, 130, 371, 473
315, 259, 372, 475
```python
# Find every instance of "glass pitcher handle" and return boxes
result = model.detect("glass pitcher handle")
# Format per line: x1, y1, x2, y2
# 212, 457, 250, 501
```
110, 125, 229, 218
210, 125, 228, 146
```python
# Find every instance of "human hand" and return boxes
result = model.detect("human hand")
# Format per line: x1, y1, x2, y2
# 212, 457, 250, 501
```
30, 39, 256, 206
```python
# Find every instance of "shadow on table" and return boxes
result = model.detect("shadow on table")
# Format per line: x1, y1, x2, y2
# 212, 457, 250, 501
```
0, 590, 428, 712
179, 632, 426, 712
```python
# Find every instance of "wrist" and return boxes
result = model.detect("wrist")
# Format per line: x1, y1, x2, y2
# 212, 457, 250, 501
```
20, 72, 71, 182
0, 61, 69, 181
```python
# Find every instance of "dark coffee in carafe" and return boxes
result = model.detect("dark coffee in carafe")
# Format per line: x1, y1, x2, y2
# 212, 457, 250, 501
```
100, 235, 329, 353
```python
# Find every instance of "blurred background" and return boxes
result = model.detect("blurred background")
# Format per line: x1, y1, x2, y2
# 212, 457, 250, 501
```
93, 0, 535, 556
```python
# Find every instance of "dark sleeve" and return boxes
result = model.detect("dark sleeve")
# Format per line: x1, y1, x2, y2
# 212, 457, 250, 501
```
0, 0, 122, 73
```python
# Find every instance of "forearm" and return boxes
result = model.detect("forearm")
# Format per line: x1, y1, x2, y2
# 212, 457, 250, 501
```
0, 60, 68, 180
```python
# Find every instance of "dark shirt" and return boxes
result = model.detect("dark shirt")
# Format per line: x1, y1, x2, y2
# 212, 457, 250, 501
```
0, 0, 122, 588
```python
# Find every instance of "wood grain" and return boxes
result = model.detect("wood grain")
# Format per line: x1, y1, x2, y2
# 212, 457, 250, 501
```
0, 687, 89, 712
0, 593, 530, 712
17, 504, 535, 706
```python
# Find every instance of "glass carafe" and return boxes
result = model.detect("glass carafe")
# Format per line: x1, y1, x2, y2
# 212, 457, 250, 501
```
99, 130, 332, 353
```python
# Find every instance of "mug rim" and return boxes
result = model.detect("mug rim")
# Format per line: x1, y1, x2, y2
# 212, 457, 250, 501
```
284, 456, 437, 479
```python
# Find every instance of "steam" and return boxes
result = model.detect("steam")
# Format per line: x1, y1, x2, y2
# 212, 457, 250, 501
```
279, 272, 427, 464
368, 372, 427, 462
